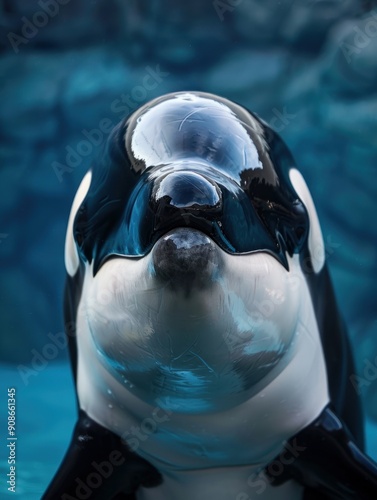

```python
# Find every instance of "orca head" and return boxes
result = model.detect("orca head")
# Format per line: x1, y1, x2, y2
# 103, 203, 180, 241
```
65, 92, 326, 413
73, 91, 312, 274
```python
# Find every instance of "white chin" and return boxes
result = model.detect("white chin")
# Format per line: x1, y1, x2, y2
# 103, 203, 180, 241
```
82, 248, 301, 412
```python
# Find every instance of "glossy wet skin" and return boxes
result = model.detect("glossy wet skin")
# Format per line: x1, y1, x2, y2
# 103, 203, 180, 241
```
74, 92, 309, 274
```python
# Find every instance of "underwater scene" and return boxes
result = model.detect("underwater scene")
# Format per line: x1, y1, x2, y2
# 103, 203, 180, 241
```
0, 1, 377, 498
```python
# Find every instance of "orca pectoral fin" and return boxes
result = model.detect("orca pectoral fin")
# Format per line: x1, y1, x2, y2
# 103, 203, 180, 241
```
42, 410, 162, 500
266, 405, 377, 499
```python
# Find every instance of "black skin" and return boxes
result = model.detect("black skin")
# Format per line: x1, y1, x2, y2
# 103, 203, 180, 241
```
42, 409, 161, 500
43, 92, 377, 499
273, 406, 377, 500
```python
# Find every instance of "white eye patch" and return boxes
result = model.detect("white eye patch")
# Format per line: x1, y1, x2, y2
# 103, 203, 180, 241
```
64, 171, 92, 277
289, 168, 325, 274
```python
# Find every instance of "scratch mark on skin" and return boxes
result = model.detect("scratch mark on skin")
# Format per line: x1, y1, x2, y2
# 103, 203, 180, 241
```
184, 176, 208, 197
168, 332, 202, 366
141, 130, 163, 161
160, 129, 172, 158
243, 146, 247, 169
188, 350, 217, 375
178, 108, 211, 131
168, 331, 174, 360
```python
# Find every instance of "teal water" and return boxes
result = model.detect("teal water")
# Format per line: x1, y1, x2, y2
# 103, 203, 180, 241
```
0, 363, 75, 498
0, 362, 377, 499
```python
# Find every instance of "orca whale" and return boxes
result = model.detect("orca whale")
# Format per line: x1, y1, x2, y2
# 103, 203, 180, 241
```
43, 92, 377, 500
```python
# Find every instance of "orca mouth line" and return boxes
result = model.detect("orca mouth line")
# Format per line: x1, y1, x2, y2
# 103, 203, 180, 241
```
153, 216, 236, 254
151, 227, 221, 289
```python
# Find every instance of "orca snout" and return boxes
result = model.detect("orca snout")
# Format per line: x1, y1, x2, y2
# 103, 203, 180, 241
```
151, 228, 220, 289
153, 171, 222, 211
